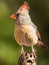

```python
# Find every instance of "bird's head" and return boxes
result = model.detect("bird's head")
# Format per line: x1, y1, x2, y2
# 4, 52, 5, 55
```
10, 2, 29, 20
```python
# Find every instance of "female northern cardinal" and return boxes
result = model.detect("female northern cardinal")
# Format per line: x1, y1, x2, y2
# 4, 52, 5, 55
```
10, 2, 48, 52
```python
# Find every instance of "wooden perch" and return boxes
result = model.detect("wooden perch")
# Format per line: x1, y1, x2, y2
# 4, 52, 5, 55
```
18, 49, 37, 65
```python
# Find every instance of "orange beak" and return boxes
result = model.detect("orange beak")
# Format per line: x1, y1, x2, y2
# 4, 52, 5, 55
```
10, 14, 16, 20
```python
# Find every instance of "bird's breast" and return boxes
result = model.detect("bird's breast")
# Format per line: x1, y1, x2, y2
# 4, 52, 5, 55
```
14, 25, 24, 46
14, 24, 38, 46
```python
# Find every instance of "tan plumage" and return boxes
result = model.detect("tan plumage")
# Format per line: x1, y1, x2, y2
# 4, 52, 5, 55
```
14, 24, 38, 46
10, 2, 48, 52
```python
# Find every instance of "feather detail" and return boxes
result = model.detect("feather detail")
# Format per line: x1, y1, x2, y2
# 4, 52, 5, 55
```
37, 41, 48, 49
36, 31, 41, 40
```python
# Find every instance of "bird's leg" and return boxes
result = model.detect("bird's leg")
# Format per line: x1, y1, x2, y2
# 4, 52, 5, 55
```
31, 46, 37, 61
22, 46, 24, 51
31, 46, 36, 56
21, 46, 24, 54
31, 46, 34, 53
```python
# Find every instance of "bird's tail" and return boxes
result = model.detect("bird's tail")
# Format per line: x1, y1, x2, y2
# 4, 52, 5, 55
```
37, 41, 48, 49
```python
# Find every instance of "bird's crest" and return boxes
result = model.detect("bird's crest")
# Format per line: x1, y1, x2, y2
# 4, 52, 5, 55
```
19, 2, 29, 11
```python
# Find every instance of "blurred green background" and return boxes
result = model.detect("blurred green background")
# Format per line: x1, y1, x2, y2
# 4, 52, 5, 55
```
0, 0, 49, 65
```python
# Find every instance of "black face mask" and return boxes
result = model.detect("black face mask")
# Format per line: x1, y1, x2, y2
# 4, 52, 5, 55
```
15, 13, 20, 18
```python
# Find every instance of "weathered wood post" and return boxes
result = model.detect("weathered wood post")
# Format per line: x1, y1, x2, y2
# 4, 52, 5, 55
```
18, 48, 37, 65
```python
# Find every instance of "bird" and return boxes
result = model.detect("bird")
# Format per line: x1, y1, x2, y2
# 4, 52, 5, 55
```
10, 2, 48, 52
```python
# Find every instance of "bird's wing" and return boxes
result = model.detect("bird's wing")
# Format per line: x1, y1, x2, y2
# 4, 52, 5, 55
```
30, 21, 41, 40
36, 31, 41, 40
31, 22, 37, 30
31, 22, 41, 40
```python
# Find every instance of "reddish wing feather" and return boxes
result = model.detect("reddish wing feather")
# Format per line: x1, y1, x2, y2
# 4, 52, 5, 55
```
36, 31, 41, 40
37, 41, 48, 49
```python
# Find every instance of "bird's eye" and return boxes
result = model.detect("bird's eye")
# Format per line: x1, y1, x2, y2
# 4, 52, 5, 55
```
15, 13, 20, 18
